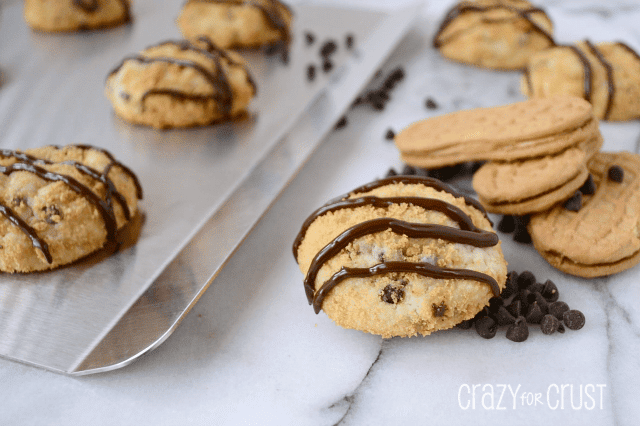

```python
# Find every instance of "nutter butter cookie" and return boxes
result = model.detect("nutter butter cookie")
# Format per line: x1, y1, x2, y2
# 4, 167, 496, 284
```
105, 37, 256, 129
24, 0, 131, 32
522, 41, 640, 121
176, 0, 292, 53
528, 152, 640, 278
293, 176, 507, 338
0, 145, 142, 273
433, 0, 555, 70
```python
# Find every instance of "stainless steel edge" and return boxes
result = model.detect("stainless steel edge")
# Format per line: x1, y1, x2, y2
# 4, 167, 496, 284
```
71, 3, 422, 375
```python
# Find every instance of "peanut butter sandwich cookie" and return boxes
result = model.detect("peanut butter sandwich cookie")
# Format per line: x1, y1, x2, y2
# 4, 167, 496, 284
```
293, 176, 507, 338
176, 0, 292, 53
433, 0, 555, 70
105, 37, 256, 129
24, 0, 131, 32
522, 41, 640, 121
0, 144, 143, 273
528, 152, 640, 278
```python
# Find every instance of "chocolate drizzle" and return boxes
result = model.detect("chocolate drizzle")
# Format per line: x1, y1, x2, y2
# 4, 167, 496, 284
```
584, 40, 615, 120
0, 146, 142, 265
566, 45, 593, 103
433, 3, 555, 50
294, 176, 501, 313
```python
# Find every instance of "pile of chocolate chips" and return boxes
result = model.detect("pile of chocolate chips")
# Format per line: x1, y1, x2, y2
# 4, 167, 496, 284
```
352, 67, 405, 111
457, 270, 585, 342
384, 162, 483, 183
497, 215, 532, 244
305, 32, 355, 82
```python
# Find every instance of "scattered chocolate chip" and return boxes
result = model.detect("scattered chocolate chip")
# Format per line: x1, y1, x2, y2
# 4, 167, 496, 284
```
384, 68, 405, 89
401, 165, 417, 175
433, 302, 447, 317
320, 40, 337, 57
497, 215, 516, 233
540, 314, 560, 335
512, 215, 532, 244
493, 306, 516, 326
608, 165, 624, 183
525, 302, 544, 324
501, 271, 519, 299
549, 301, 570, 320
518, 289, 531, 310
305, 31, 315, 45
425, 98, 438, 109
334, 116, 347, 130
385, 129, 395, 140
322, 60, 333, 73
346, 34, 355, 49
563, 191, 582, 211
541, 279, 559, 302
557, 322, 566, 333
475, 316, 497, 339
506, 299, 521, 318
528, 282, 544, 294
385, 168, 398, 177
307, 64, 316, 81
456, 319, 474, 330
381, 284, 405, 304
506, 317, 529, 342
352, 67, 404, 111
517, 270, 536, 290
532, 292, 549, 314
488, 296, 504, 314
579, 174, 596, 195
563, 310, 585, 330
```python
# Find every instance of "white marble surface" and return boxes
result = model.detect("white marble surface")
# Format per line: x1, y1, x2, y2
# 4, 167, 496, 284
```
2, 0, 640, 424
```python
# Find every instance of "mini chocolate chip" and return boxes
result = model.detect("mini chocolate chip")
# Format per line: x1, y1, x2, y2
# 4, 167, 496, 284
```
541, 280, 559, 302
532, 292, 549, 314
488, 297, 504, 314
456, 319, 474, 330
501, 271, 519, 299
385, 129, 395, 140
563, 191, 582, 211
513, 215, 532, 244
320, 40, 337, 57
497, 215, 516, 233
381, 284, 405, 304
506, 300, 521, 318
518, 289, 531, 310
334, 116, 347, 130
307, 64, 316, 81
432, 302, 447, 317
549, 301, 570, 320
385, 168, 398, 177
401, 165, 417, 175
608, 165, 624, 182
475, 316, 497, 339
517, 270, 536, 290
346, 34, 355, 49
525, 302, 544, 324
322, 60, 333, 73
506, 317, 529, 342
557, 322, 566, 333
493, 306, 516, 326
305, 31, 315, 45
528, 282, 544, 294
563, 310, 585, 330
541, 314, 559, 335
579, 174, 596, 195
425, 98, 438, 109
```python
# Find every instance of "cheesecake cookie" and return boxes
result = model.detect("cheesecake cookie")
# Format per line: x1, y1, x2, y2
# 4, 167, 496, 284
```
522, 41, 640, 121
293, 176, 507, 338
433, 0, 555, 70
105, 37, 256, 129
528, 152, 640, 277
0, 144, 143, 273
24, 0, 131, 32
176, 0, 292, 51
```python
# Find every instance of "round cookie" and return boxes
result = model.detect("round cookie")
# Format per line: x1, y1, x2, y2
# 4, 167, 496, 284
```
176, 0, 292, 50
105, 37, 256, 129
522, 41, 640, 121
293, 176, 507, 338
433, 0, 555, 70
24, 0, 131, 33
528, 152, 640, 278
0, 144, 143, 273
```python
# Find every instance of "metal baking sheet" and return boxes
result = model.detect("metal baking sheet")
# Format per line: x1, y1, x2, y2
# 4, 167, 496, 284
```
0, 0, 419, 374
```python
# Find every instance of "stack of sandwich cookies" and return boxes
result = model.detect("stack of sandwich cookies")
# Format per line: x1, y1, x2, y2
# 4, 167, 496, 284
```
433, 0, 555, 70
24, 0, 131, 32
522, 41, 640, 121
0, 145, 142, 273
528, 152, 640, 278
105, 37, 256, 129
293, 176, 507, 338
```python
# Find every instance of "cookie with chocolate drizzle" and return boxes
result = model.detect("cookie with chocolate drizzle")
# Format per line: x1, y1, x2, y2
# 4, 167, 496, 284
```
176, 0, 292, 57
24, 0, 131, 32
433, 0, 555, 70
293, 176, 507, 338
0, 145, 142, 273
105, 37, 256, 129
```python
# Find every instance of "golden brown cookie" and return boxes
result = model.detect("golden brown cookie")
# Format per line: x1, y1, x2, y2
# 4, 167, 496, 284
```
0, 145, 143, 273
176, 0, 292, 51
105, 37, 256, 129
24, 0, 131, 32
528, 152, 640, 277
433, 0, 555, 70
396, 96, 597, 169
522, 41, 640, 121
293, 176, 507, 338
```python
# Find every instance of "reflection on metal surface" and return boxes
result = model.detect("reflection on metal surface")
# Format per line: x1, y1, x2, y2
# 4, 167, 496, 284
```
0, 0, 419, 374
